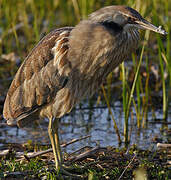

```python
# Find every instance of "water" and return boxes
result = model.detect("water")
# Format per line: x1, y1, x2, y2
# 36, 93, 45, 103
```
0, 100, 170, 152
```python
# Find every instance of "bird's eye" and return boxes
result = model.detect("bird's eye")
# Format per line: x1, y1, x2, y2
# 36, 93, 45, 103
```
128, 17, 132, 22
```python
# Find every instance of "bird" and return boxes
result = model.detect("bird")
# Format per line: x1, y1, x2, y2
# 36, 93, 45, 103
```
3, 5, 167, 174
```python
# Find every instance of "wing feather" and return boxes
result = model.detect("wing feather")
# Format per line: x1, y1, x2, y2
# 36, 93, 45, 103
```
3, 27, 73, 126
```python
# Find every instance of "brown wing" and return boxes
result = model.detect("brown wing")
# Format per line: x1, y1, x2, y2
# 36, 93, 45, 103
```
3, 27, 73, 126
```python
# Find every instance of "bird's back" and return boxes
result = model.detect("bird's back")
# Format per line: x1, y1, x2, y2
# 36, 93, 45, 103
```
3, 27, 73, 127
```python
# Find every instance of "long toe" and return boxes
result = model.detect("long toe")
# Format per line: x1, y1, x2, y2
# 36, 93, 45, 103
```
60, 167, 84, 178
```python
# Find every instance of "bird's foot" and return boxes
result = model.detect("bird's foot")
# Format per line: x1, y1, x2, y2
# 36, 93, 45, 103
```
56, 165, 84, 178
60, 167, 84, 178
62, 163, 84, 171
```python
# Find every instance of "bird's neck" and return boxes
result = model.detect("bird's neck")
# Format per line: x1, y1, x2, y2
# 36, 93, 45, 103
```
104, 28, 139, 74
123, 28, 140, 51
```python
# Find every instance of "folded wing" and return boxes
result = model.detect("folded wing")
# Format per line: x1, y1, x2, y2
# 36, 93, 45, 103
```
3, 27, 73, 126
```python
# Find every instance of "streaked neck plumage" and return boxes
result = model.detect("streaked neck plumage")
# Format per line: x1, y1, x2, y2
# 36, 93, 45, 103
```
119, 25, 140, 56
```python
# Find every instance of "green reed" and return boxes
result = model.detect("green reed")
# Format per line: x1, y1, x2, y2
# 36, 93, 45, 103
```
121, 62, 128, 142
102, 85, 121, 144
152, 0, 170, 120
123, 42, 145, 142
157, 35, 168, 120
142, 56, 150, 127
132, 54, 142, 128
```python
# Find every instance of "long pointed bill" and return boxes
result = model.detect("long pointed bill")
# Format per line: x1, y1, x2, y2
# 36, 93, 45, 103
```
135, 19, 167, 35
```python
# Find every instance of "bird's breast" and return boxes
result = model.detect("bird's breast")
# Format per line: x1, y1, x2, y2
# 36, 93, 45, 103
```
46, 25, 140, 119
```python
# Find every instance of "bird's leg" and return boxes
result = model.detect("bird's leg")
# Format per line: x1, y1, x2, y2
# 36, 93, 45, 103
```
52, 118, 73, 169
52, 118, 63, 163
48, 117, 61, 170
48, 117, 83, 178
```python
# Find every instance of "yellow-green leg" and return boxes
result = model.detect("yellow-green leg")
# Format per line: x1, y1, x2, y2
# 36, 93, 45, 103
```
48, 117, 83, 178
53, 118, 63, 164
48, 117, 61, 170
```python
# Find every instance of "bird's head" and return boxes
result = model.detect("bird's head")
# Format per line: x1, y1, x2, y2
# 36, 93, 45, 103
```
88, 6, 167, 35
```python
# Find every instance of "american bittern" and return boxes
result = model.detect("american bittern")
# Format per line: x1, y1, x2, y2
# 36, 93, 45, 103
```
3, 5, 166, 173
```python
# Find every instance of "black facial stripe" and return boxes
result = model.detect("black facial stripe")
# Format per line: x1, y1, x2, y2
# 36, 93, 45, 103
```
100, 21, 123, 33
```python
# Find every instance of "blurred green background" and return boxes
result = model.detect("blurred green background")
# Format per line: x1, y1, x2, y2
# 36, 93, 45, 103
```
0, 0, 170, 57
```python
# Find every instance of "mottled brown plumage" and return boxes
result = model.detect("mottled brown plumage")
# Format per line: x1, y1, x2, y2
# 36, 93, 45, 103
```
3, 5, 166, 173
3, 28, 72, 126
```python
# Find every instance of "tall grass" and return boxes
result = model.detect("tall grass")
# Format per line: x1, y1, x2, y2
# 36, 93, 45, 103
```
152, 0, 170, 120
101, 85, 121, 144
157, 35, 168, 120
